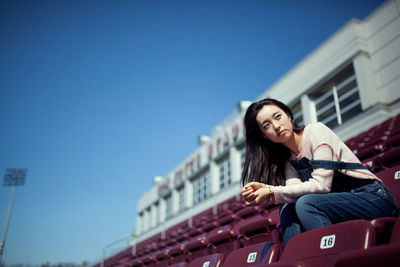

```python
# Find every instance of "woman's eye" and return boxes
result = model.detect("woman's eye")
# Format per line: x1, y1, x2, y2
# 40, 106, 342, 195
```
275, 114, 281, 119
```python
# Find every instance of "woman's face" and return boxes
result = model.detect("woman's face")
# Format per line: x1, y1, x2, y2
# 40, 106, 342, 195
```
255, 104, 294, 144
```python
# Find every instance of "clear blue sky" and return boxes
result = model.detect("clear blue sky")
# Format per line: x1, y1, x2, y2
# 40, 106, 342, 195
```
0, 0, 386, 265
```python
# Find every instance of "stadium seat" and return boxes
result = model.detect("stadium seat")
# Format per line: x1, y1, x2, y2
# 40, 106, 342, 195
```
233, 215, 275, 247
375, 165, 400, 204
370, 217, 398, 245
153, 248, 170, 267
334, 218, 400, 267
373, 146, 400, 171
166, 241, 189, 264
221, 241, 279, 266
255, 219, 376, 267
207, 224, 237, 257
184, 233, 209, 261
187, 253, 225, 267
192, 208, 216, 228
236, 206, 258, 220
354, 145, 381, 162
384, 133, 400, 149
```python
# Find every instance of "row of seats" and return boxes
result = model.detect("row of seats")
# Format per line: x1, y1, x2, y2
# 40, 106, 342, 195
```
167, 217, 400, 267
346, 114, 400, 172
95, 114, 400, 267
132, 197, 273, 258
116, 217, 400, 267
345, 113, 400, 151
125, 206, 281, 266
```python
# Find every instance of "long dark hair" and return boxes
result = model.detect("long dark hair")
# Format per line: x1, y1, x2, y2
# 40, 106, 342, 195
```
241, 98, 303, 186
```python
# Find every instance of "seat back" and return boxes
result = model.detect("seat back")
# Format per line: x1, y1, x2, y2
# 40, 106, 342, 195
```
187, 253, 224, 267
221, 241, 278, 267
207, 225, 236, 257
375, 165, 400, 205
279, 220, 376, 267
390, 217, 400, 244
233, 215, 274, 247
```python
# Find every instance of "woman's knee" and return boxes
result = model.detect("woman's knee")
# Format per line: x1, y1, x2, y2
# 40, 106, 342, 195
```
295, 194, 319, 217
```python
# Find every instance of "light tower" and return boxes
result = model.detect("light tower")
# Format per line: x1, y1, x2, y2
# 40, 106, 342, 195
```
0, 168, 27, 264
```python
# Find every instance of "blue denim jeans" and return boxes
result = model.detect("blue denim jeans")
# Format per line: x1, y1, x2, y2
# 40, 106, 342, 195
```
280, 158, 399, 245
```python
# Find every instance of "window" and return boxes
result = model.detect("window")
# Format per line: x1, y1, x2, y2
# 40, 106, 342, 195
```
154, 202, 159, 226
290, 100, 304, 127
147, 207, 151, 229
177, 187, 185, 212
310, 64, 361, 129
193, 172, 211, 205
139, 212, 145, 233
219, 157, 231, 189
165, 194, 173, 219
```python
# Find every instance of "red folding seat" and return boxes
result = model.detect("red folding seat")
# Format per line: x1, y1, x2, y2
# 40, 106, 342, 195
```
127, 257, 143, 267
192, 208, 216, 227
355, 145, 380, 162
384, 133, 400, 148
207, 224, 237, 257
334, 218, 400, 267
153, 248, 170, 267
236, 206, 258, 220
184, 233, 209, 261
216, 212, 238, 226
233, 215, 275, 247
252, 219, 376, 267
375, 165, 400, 207
372, 146, 400, 172
166, 241, 189, 265
221, 241, 279, 266
138, 254, 156, 266
187, 253, 224, 267
370, 217, 397, 245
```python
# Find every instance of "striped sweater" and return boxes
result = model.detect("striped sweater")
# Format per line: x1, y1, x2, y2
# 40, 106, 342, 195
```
272, 122, 380, 204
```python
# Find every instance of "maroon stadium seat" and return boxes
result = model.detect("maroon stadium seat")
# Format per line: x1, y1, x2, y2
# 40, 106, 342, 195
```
184, 233, 209, 261
153, 248, 170, 267
233, 215, 275, 247
254, 219, 376, 267
375, 165, 400, 205
187, 253, 225, 267
373, 146, 400, 171
370, 216, 397, 245
207, 224, 237, 257
334, 218, 400, 267
166, 241, 189, 264
221, 241, 278, 267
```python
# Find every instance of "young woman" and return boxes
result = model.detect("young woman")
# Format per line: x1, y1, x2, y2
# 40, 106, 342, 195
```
241, 98, 399, 245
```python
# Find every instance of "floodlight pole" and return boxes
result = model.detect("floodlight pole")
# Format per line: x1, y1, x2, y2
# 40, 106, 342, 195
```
0, 168, 27, 265
0, 185, 17, 263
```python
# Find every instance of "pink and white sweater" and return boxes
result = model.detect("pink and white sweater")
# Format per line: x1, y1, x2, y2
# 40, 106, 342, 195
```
272, 122, 380, 204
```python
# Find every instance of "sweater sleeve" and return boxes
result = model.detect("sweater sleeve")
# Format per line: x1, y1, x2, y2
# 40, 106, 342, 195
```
272, 123, 336, 204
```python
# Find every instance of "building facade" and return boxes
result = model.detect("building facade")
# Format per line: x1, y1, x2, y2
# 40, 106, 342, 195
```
132, 0, 400, 246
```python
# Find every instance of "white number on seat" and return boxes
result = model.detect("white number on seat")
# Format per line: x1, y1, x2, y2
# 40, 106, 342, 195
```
202, 261, 210, 267
394, 171, 400, 180
320, 234, 336, 249
247, 252, 257, 263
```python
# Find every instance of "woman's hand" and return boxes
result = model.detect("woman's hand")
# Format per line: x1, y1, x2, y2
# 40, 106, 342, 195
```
242, 182, 275, 206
